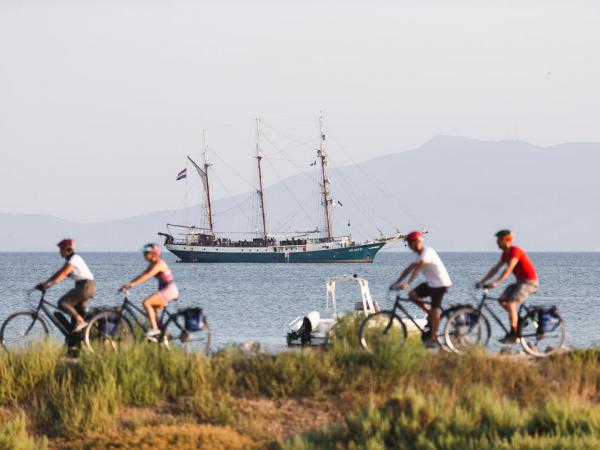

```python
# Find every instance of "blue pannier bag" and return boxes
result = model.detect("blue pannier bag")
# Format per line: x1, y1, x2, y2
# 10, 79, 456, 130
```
456, 312, 478, 327
185, 308, 204, 332
466, 312, 479, 327
538, 306, 560, 333
97, 314, 119, 336
105, 315, 120, 336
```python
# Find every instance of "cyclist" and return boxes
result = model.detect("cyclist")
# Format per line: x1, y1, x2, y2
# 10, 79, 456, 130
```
476, 229, 539, 344
36, 239, 96, 333
120, 243, 179, 339
390, 231, 452, 347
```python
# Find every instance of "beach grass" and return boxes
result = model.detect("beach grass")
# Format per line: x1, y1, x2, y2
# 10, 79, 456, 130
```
278, 384, 600, 449
1, 322, 600, 448
0, 413, 47, 450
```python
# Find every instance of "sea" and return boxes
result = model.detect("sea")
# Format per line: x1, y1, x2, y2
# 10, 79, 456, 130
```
1, 252, 598, 352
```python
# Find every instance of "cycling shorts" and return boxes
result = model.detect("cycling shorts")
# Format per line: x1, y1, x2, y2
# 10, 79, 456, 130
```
499, 280, 538, 304
411, 282, 448, 309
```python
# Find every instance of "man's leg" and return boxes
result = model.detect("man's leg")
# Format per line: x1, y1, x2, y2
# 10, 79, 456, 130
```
409, 285, 430, 313
429, 289, 446, 341
500, 300, 519, 334
498, 283, 520, 339
410, 284, 439, 347
429, 307, 441, 341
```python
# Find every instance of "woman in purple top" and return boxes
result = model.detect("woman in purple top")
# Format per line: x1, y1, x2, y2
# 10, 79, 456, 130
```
120, 243, 179, 339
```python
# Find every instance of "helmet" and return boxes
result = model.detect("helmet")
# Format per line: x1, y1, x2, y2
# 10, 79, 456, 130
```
495, 229, 514, 241
57, 239, 75, 251
142, 243, 161, 256
405, 231, 423, 242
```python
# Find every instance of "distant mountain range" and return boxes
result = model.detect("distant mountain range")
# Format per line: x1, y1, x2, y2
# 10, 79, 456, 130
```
2, 136, 599, 252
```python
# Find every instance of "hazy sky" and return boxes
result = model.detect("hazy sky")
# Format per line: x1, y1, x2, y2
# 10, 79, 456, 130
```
1, 0, 599, 222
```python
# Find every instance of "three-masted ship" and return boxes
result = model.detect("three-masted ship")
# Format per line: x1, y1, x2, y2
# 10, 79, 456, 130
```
159, 116, 403, 263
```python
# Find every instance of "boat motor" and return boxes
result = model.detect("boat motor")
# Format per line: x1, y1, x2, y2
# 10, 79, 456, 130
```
287, 311, 320, 345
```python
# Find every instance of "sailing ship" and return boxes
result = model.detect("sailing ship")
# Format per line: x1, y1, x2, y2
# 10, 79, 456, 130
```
159, 115, 404, 263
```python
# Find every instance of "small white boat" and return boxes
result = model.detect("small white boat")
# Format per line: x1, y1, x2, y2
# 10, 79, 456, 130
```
286, 275, 380, 346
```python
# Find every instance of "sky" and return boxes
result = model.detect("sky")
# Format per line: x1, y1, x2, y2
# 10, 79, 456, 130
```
0, 0, 599, 222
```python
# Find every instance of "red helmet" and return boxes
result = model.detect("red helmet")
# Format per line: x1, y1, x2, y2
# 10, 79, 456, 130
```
57, 239, 75, 250
405, 231, 422, 242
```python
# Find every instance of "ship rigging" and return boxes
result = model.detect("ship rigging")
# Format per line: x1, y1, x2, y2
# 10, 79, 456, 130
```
159, 115, 409, 263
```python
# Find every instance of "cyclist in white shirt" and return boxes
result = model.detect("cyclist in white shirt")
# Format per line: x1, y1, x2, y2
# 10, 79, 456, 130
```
390, 231, 452, 347
36, 239, 96, 332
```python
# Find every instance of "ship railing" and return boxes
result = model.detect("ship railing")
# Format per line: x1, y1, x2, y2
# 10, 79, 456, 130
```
167, 238, 275, 248
166, 234, 363, 248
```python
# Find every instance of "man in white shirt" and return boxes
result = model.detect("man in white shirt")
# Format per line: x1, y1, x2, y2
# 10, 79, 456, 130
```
391, 231, 452, 347
37, 239, 96, 332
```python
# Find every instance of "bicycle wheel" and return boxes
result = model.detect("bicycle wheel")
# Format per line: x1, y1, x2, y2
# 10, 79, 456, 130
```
438, 309, 455, 352
161, 313, 211, 355
84, 310, 134, 352
519, 310, 565, 357
0, 312, 49, 351
359, 311, 407, 354
444, 307, 491, 354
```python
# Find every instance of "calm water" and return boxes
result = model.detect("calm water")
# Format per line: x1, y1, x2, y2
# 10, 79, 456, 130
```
1, 252, 598, 351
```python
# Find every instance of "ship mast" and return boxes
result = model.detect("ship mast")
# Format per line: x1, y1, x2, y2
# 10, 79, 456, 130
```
255, 118, 268, 242
201, 130, 215, 240
318, 112, 334, 242
186, 130, 215, 240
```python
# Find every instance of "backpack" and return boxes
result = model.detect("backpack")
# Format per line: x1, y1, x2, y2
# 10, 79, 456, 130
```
455, 311, 479, 327
537, 306, 560, 333
184, 308, 205, 331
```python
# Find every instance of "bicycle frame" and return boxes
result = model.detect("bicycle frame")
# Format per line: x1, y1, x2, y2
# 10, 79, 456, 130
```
473, 291, 533, 336
29, 290, 78, 337
112, 295, 178, 334
390, 294, 430, 334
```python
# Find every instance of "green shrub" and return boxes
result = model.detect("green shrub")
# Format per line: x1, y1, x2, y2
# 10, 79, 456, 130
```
180, 390, 236, 426
3, 330, 600, 445
227, 350, 338, 398
278, 386, 600, 450
0, 343, 60, 405
0, 413, 47, 450
31, 369, 119, 436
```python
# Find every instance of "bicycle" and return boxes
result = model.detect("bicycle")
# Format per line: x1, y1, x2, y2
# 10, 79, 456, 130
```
0, 287, 92, 353
83, 291, 211, 355
443, 288, 566, 357
359, 290, 455, 353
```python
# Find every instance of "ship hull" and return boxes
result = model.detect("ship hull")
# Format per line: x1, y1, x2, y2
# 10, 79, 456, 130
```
165, 242, 385, 263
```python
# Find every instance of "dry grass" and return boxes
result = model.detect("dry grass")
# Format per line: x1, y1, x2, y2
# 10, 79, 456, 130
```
53, 423, 254, 450
1, 322, 600, 448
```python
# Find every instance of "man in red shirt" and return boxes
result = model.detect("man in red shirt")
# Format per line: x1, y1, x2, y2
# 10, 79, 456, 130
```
476, 230, 539, 343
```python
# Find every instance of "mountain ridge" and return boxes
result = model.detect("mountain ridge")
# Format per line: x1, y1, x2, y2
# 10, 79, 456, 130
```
2, 136, 599, 252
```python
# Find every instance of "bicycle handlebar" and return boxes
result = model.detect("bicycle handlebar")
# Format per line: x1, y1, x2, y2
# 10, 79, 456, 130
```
387, 289, 401, 298
115, 289, 130, 303
26, 287, 45, 308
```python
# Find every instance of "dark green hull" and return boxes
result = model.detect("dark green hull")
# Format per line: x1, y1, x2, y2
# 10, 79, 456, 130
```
167, 242, 385, 263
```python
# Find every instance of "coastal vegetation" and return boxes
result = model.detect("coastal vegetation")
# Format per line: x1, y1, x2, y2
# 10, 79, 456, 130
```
1, 322, 600, 449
